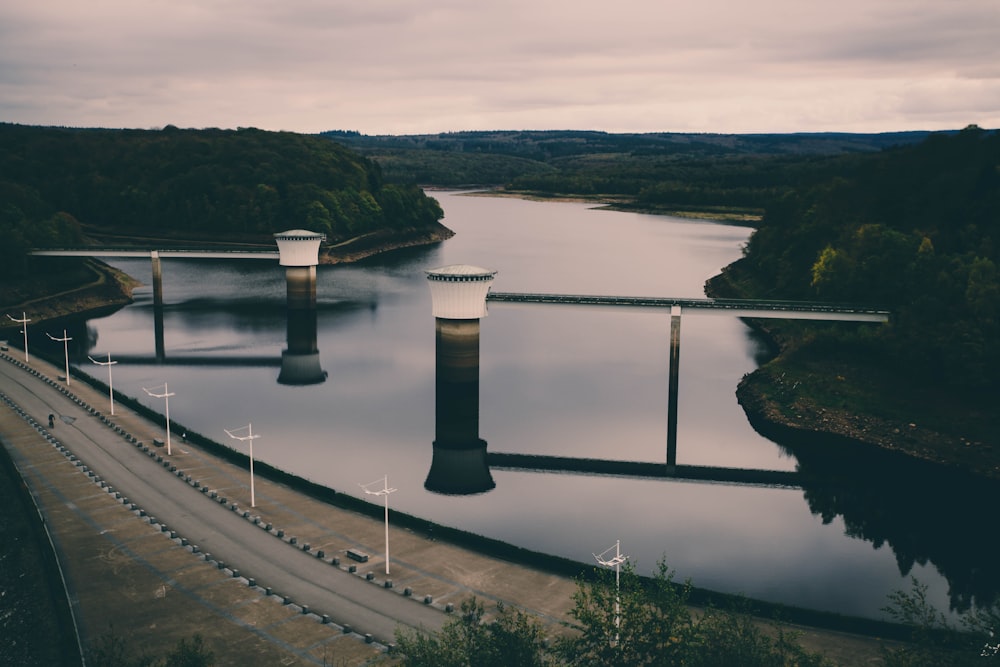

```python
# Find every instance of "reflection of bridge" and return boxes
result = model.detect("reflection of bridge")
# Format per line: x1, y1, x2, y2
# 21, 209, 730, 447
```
487, 453, 801, 488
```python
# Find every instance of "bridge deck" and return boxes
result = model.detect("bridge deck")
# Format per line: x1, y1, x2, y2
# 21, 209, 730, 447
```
487, 292, 890, 322
31, 249, 279, 260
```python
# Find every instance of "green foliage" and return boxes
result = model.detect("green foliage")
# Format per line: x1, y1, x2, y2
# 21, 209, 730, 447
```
742, 127, 1000, 391
396, 560, 832, 667
880, 578, 1000, 666
0, 123, 444, 280
87, 629, 214, 667
394, 597, 553, 667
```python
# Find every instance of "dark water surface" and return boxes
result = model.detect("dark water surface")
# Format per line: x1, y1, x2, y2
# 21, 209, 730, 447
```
59, 192, 996, 620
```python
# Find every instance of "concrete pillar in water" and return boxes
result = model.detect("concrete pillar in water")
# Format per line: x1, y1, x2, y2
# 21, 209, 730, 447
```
274, 230, 326, 311
273, 230, 327, 383
151, 251, 165, 362
425, 265, 497, 495
666, 305, 681, 468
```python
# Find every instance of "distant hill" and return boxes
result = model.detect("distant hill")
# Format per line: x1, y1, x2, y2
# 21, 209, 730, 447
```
321, 128, 938, 190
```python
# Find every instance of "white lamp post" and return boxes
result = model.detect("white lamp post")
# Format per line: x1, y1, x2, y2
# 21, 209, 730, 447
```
360, 475, 397, 575
142, 383, 175, 455
6, 312, 30, 362
46, 329, 72, 385
88, 353, 118, 415
594, 539, 628, 647
224, 423, 260, 508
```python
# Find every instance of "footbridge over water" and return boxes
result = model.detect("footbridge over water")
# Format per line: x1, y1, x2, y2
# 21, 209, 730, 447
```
427, 269, 892, 494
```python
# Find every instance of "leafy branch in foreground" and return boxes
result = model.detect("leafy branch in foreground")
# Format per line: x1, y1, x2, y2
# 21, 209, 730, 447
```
880, 577, 1000, 666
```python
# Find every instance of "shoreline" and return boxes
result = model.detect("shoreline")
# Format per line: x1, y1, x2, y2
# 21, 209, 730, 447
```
705, 261, 1000, 481
0, 224, 454, 335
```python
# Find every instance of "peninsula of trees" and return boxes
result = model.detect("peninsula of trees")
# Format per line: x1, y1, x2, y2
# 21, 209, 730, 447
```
0, 123, 446, 278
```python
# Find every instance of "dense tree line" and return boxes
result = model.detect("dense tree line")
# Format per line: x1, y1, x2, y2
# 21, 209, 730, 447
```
0, 123, 443, 280
325, 128, 933, 195
740, 126, 1000, 390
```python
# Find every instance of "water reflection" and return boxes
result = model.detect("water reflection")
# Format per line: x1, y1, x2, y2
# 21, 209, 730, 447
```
278, 308, 327, 385
775, 434, 1000, 611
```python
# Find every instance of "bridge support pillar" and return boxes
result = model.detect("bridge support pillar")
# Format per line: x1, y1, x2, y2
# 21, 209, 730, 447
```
666, 305, 681, 468
425, 265, 497, 495
151, 251, 165, 362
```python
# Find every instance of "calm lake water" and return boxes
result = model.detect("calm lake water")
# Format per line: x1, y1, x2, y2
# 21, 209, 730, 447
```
58, 191, 997, 621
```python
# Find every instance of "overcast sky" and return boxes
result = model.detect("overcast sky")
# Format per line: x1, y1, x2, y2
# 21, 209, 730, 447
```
2, 0, 998, 135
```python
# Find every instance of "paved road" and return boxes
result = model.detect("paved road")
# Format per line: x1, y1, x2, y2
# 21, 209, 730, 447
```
0, 354, 445, 646
0, 349, 891, 665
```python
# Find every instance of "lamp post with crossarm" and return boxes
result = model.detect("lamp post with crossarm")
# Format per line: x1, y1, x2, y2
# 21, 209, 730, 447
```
224, 423, 260, 508
6, 312, 30, 362
360, 475, 397, 575
142, 383, 175, 455
46, 329, 72, 385
594, 539, 628, 647
88, 353, 117, 415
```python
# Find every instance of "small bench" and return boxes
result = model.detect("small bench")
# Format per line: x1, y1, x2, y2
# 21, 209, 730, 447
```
346, 549, 369, 563
153, 438, 164, 447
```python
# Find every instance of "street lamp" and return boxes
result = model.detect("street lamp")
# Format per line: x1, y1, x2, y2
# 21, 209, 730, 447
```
142, 383, 175, 455
88, 353, 118, 415
224, 423, 260, 508
46, 329, 72, 385
594, 539, 628, 647
6, 312, 30, 362
360, 475, 397, 575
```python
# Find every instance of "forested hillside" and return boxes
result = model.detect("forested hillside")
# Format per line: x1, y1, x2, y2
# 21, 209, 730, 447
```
0, 123, 444, 281
735, 126, 1000, 391
324, 128, 934, 216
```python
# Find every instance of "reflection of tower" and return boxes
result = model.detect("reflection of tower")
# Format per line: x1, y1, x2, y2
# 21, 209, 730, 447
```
278, 308, 327, 385
425, 265, 497, 495
274, 230, 327, 384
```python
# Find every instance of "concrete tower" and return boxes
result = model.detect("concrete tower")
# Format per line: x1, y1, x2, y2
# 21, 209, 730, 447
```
274, 230, 326, 310
424, 265, 497, 495
274, 230, 327, 384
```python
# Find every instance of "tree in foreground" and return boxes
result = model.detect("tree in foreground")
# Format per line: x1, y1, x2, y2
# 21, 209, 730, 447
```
393, 597, 553, 667
393, 559, 832, 666
87, 629, 215, 667
880, 577, 1000, 666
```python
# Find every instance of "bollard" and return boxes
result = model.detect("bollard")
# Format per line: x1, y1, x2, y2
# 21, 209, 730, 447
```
365, 572, 374, 581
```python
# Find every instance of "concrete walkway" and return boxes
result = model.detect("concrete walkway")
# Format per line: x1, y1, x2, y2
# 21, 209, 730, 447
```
0, 349, 890, 666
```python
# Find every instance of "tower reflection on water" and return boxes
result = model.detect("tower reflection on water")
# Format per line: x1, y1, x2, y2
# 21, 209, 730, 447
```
424, 265, 497, 495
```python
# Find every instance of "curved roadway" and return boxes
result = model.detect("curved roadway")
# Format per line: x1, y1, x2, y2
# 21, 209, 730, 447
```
0, 356, 445, 646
